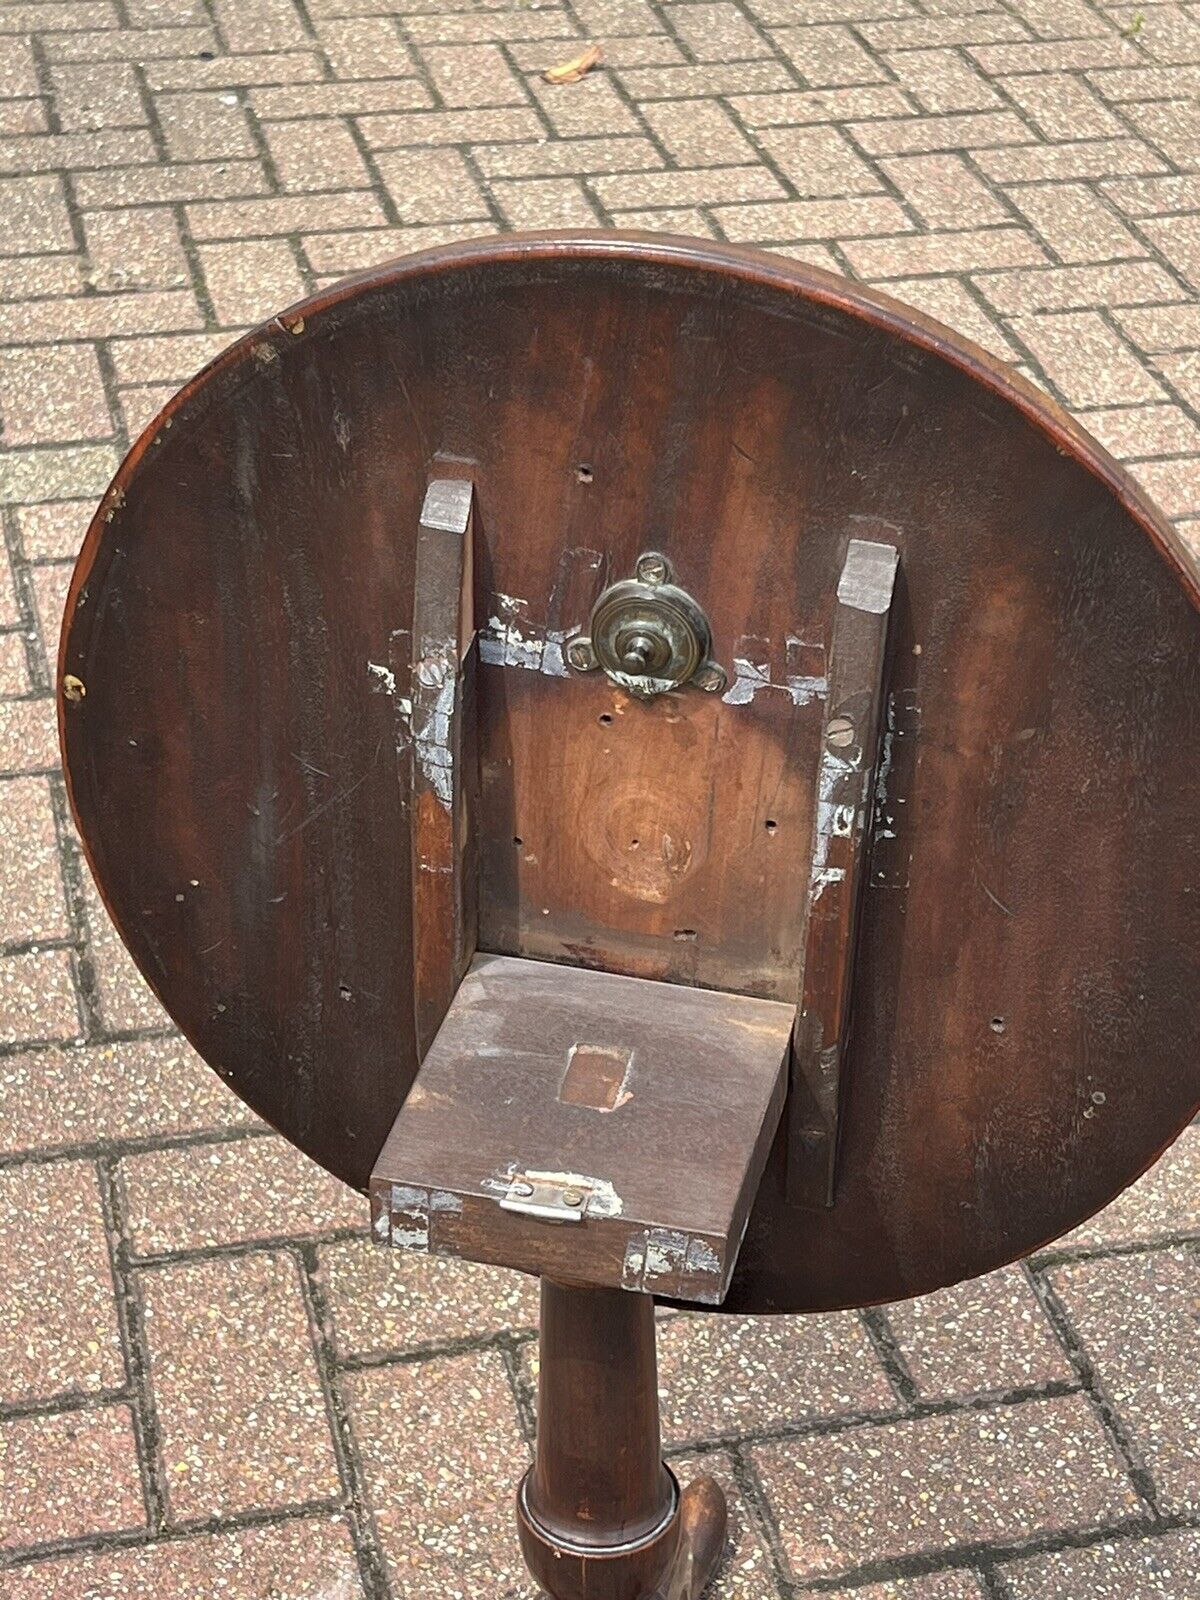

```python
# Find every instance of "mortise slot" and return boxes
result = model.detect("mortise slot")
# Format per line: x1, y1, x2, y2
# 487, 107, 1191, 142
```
559, 1042, 634, 1112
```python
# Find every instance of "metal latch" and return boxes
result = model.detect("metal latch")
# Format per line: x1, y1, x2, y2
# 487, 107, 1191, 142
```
565, 551, 726, 701
499, 1173, 593, 1223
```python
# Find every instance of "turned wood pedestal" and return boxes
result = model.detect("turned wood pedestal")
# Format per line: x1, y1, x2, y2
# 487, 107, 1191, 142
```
517, 1281, 726, 1600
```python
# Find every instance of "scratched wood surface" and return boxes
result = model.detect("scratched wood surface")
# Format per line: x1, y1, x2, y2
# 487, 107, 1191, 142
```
59, 233, 1200, 1312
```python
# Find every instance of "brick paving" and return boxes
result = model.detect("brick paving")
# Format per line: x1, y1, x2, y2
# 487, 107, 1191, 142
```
0, 0, 1197, 1594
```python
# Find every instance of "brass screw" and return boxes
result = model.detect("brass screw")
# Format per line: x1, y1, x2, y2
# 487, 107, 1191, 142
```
635, 552, 669, 585
566, 636, 596, 672
62, 674, 86, 703
693, 663, 726, 694
827, 715, 854, 748
561, 1188, 585, 1207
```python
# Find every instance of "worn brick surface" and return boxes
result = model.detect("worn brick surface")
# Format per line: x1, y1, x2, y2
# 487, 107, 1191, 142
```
0, 0, 1198, 1591
3, 1515, 365, 1598
141, 1251, 340, 1520
1049, 1249, 1200, 1514
0, 1158, 123, 1405
885, 1265, 1073, 1401
0, 1405, 144, 1552
346, 1349, 535, 1599
123, 1132, 364, 1257
754, 1395, 1140, 1582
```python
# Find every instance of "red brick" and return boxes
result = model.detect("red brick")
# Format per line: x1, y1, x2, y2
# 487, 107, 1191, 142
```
774, 23, 889, 86
593, 166, 785, 209
376, 147, 489, 224
155, 89, 258, 162
888, 276, 1018, 359
881, 152, 1011, 228
0, 1405, 143, 1551
1002, 1526, 1200, 1598
1010, 309, 1167, 407
4, 1516, 364, 1598
668, 3, 773, 62
1050, 1249, 1200, 1512
1081, 404, 1200, 459
0, 948, 80, 1044
975, 138, 1167, 185
317, 17, 415, 78
1007, 181, 1141, 264
758, 123, 884, 196
251, 78, 431, 118
418, 42, 526, 108
144, 50, 322, 92
142, 1252, 340, 1519
716, 194, 911, 243
885, 48, 1001, 113
754, 1395, 1139, 1582
212, 0, 309, 54
0, 775, 68, 944
1000, 71, 1124, 140
263, 116, 373, 192
0, 1158, 123, 1405
200, 238, 309, 327
653, 1308, 894, 1444
358, 106, 544, 149
843, 226, 1049, 279
187, 191, 387, 242
494, 176, 601, 229
885, 1265, 1071, 1400
51, 61, 148, 132
974, 261, 1183, 315
123, 1132, 362, 1257
530, 71, 641, 137
73, 160, 270, 208
1141, 215, 1200, 290
0, 174, 74, 256
320, 1235, 538, 1357
84, 208, 191, 294
0, 344, 111, 445
345, 1351, 533, 1600
0, 1036, 256, 1156
641, 99, 757, 167
850, 110, 1035, 157
84, 878, 167, 1034
0, 696, 59, 776
731, 85, 914, 127
0, 632, 28, 695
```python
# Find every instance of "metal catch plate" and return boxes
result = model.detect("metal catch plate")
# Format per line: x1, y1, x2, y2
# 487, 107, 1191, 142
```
499, 1174, 593, 1223
566, 552, 726, 701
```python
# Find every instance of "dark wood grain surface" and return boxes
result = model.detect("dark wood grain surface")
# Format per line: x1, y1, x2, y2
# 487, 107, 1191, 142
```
58, 231, 1200, 1313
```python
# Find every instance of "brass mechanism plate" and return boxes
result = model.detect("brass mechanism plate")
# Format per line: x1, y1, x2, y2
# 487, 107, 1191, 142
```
565, 552, 726, 700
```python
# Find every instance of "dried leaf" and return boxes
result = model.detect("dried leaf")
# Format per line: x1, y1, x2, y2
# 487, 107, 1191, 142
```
543, 43, 603, 84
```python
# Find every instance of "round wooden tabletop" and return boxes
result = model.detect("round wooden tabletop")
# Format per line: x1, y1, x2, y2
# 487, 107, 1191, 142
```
59, 232, 1200, 1313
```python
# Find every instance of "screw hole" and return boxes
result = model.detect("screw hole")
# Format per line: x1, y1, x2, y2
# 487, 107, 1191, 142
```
990, 1016, 1006, 1034
513, 836, 523, 848
598, 713, 613, 725
576, 463, 593, 483
765, 818, 777, 833
630, 838, 640, 849
338, 984, 352, 1001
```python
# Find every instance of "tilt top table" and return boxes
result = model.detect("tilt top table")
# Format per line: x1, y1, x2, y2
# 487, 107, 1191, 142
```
59, 233, 1200, 1600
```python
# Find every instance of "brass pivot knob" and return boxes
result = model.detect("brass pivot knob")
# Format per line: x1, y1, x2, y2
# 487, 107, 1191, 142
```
567, 552, 726, 701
